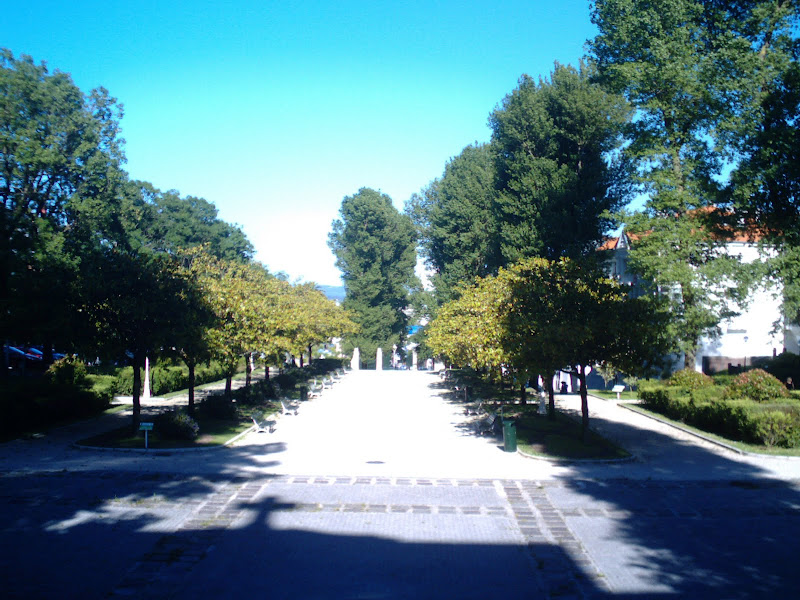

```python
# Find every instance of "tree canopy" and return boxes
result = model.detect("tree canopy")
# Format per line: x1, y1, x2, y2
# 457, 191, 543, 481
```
489, 62, 631, 266
586, 0, 799, 367
329, 188, 418, 363
406, 143, 497, 304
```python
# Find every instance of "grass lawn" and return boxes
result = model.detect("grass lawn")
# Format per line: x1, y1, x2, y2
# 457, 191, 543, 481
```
622, 402, 800, 457
78, 410, 270, 449
589, 389, 640, 401
494, 405, 630, 460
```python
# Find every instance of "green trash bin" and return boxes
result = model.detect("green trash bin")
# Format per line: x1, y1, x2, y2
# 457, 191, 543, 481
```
502, 419, 517, 453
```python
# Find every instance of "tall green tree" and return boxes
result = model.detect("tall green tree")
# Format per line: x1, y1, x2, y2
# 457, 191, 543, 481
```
134, 182, 254, 262
0, 49, 125, 359
406, 143, 498, 304
329, 188, 418, 364
587, 0, 763, 367
78, 248, 200, 428
489, 62, 631, 266
723, 2, 800, 323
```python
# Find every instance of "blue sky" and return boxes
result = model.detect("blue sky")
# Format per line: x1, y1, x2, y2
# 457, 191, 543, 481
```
4, 1, 598, 285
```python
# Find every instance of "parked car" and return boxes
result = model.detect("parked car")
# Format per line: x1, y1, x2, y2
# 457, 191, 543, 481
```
27, 347, 66, 361
3, 345, 44, 370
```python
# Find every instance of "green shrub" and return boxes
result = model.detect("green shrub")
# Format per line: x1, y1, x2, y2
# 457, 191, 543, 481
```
150, 366, 186, 396
724, 368, 789, 403
688, 385, 726, 404
693, 400, 752, 441
232, 379, 276, 405
272, 370, 302, 390
197, 394, 238, 419
153, 410, 199, 441
0, 377, 110, 435
87, 374, 117, 403
667, 369, 714, 391
750, 410, 800, 447
46, 356, 89, 388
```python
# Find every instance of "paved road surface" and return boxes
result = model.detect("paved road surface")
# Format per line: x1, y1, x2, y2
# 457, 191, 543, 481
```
2, 370, 799, 598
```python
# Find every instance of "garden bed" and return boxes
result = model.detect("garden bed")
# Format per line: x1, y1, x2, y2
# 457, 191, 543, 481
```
497, 405, 630, 460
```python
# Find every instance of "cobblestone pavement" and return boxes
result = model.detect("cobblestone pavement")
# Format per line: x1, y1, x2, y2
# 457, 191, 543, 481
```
2, 371, 800, 598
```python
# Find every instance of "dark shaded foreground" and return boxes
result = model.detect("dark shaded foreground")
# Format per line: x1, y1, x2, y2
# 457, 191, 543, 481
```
2, 469, 799, 598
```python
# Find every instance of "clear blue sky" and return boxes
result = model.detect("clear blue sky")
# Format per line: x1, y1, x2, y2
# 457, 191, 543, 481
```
3, 1, 598, 285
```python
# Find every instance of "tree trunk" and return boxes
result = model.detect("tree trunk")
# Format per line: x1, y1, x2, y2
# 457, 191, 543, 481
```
187, 360, 196, 416
131, 352, 143, 430
245, 352, 252, 388
519, 383, 526, 405
225, 373, 233, 401
299, 353, 304, 368
684, 347, 696, 370
308, 344, 313, 365
42, 340, 54, 365
264, 360, 270, 382
546, 371, 556, 420
578, 367, 589, 443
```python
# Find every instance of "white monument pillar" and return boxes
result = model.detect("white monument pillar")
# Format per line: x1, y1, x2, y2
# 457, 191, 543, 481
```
143, 356, 151, 401
376, 347, 383, 371
412, 349, 418, 369
351, 347, 360, 371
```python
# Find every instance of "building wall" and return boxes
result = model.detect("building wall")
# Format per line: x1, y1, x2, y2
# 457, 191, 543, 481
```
607, 235, 798, 375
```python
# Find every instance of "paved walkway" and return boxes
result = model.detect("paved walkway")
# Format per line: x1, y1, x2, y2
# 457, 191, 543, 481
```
2, 370, 800, 598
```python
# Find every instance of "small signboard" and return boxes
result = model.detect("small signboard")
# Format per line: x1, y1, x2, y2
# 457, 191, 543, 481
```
139, 422, 154, 449
612, 384, 625, 400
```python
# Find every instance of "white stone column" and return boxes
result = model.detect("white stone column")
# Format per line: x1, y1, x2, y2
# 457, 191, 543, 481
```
143, 356, 151, 401
376, 347, 383, 371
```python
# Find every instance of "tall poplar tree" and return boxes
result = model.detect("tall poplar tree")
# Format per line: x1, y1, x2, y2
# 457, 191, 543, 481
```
406, 143, 497, 304
489, 62, 631, 266
329, 188, 418, 364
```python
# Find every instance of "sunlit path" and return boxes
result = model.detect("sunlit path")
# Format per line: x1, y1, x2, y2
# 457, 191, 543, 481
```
243, 370, 560, 479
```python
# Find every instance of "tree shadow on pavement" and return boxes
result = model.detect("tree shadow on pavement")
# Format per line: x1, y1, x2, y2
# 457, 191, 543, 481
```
554, 411, 800, 597
1, 470, 612, 599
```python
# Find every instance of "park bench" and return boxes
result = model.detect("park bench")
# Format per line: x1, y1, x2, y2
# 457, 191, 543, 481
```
476, 411, 501, 436
464, 400, 485, 416
280, 398, 299, 415
308, 379, 324, 398
322, 376, 335, 389
252, 414, 276, 433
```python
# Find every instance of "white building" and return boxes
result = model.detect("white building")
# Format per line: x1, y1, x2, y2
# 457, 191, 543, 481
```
602, 230, 799, 374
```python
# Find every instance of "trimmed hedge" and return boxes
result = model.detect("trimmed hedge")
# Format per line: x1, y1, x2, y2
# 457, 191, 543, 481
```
0, 376, 110, 435
114, 361, 231, 396
153, 410, 199, 441
639, 385, 800, 448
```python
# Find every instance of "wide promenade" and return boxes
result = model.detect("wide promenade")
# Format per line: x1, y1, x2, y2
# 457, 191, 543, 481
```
2, 370, 799, 598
